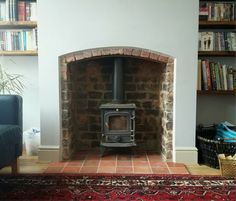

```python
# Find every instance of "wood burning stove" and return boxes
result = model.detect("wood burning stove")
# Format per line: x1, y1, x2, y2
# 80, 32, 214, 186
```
100, 58, 136, 155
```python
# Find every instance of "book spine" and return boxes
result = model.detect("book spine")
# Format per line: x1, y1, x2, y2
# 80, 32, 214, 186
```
233, 69, 236, 90
210, 61, 217, 90
227, 67, 234, 90
197, 60, 202, 90
18, 1, 25, 21
201, 60, 208, 90
205, 60, 212, 90
222, 65, 228, 90
214, 63, 221, 90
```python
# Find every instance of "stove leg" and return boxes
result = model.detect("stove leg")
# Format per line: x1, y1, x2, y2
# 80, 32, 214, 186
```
100, 146, 105, 157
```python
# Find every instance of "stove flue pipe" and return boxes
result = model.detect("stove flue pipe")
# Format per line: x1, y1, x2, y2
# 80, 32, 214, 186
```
112, 58, 124, 103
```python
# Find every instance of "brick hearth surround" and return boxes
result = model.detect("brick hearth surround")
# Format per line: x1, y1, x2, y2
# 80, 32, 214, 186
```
59, 47, 174, 161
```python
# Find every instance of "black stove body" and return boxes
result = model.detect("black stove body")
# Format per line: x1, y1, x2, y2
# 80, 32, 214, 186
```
100, 58, 136, 154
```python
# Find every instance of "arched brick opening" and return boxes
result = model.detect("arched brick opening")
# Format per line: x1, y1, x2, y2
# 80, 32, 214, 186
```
59, 47, 174, 161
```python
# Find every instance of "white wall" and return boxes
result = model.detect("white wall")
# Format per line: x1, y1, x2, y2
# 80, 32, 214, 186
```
0, 56, 39, 131
37, 0, 199, 161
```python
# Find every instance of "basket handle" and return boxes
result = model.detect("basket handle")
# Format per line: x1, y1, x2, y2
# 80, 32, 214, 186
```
217, 137, 236, 142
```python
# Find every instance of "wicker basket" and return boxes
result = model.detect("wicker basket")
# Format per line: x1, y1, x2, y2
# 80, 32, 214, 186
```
218, 157, 236, 177
196, 125, 236, 168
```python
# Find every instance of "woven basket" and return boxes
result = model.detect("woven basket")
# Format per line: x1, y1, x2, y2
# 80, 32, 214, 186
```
218, 157, 236, 177
196, 125, 236, 168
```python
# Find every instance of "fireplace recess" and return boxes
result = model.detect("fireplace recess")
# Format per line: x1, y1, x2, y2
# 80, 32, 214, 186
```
100, 58, 136, 155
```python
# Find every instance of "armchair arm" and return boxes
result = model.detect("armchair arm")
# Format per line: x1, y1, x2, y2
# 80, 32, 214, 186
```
0, 95, 23, 130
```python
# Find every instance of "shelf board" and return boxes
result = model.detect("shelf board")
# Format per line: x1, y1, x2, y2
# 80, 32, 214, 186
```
197, 90, 236, 95
198, 51, 236, 57
0, 21, 37, 29
199, 20, 236, 29
0, 50, 38, 56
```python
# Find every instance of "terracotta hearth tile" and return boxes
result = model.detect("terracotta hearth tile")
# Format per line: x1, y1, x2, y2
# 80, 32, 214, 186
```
167, 162, 185, 167
83, 160, 100, 167
73, 152, 87, 160
63, 167, 81, 173
79, 166, 98, 173
100, 155, 117, 160
133, 160, 149, 167
116, 166, 133, 174
117, 160, 132, 167
149, 161, 168, 168
48, 162, 67, 167
67, 161, 84, 167
151, 167, 170, 174
132, 155, 148, 161
86, 154, 101, 160
97, 166, 116, 173
168, 167, 189, 174
99, 160, 116, 167
147, 154, 162, 161
44, 167, 63, 173
73, 155, 87, 160
117, 155, 132, 161
133, 166, 152, 174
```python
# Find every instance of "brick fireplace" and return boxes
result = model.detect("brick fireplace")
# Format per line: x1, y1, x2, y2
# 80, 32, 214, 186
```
59, 47, 174, 161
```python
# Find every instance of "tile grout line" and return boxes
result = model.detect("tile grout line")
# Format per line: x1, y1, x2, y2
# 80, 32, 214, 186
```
96, 154, 102, 174
115, 154, 118, 173
77, 157, 86, 173
165, 162, 171, 174
146, 152, 153, 174
131, 154, 134, 174
60, 162, 68, 173
78, 154, 89, 173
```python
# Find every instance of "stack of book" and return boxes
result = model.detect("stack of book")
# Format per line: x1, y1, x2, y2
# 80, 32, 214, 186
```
197, 59, 236, 91
0, 0, 37, 21
0, 28, 37, 51
199, 32, 236, 51
199, 2, 236, 21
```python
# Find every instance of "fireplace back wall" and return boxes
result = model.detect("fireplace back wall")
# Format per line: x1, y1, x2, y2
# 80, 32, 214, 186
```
66, 57, 166, 157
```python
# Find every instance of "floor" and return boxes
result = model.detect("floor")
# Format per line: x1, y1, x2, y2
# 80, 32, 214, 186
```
0, 150, 221, 176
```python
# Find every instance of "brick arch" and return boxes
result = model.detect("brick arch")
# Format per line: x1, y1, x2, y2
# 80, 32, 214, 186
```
59, 46, 174, 161
59, 46, 174, 64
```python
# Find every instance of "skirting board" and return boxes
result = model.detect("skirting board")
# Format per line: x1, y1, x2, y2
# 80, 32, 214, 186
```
38, 145, 60, 162
175, 147, 198, 164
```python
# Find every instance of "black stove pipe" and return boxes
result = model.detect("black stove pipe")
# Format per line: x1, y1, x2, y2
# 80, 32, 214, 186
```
112, 58, 123, 103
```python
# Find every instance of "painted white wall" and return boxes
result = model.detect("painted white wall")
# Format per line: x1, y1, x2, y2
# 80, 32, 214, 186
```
0, 56, 40, 131
37, 0, 199, 161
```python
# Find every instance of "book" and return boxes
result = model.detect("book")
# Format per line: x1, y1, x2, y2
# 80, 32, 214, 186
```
222, 65, 228, 90
0, 2, 6, 21
201, 60, 208, 90
197, 60, 202, 90
227, 67, 234, 90
205, 60, 212, 90
233, 69, 236, 90
214, 63, 222, 90
199, 32, 214, 51
199, 2, 208, 20
17, 0, 25, 21
209, 61, 217, 90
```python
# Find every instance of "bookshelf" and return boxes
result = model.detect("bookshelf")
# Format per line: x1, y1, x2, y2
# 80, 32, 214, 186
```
197, 0, 236, 127
0, 0, 37, 56
198, 0, 236, 94
197, 90, 235, 95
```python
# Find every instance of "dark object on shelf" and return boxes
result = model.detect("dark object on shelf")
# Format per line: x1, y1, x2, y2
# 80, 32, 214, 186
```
196, 124, 236, 168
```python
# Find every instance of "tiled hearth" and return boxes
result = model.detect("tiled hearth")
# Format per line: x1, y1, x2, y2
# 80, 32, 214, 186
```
60, 47, 174, 162
45, 150, 189, 174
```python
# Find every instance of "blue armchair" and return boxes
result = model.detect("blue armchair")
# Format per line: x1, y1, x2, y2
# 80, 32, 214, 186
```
0, 95, 23, 174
